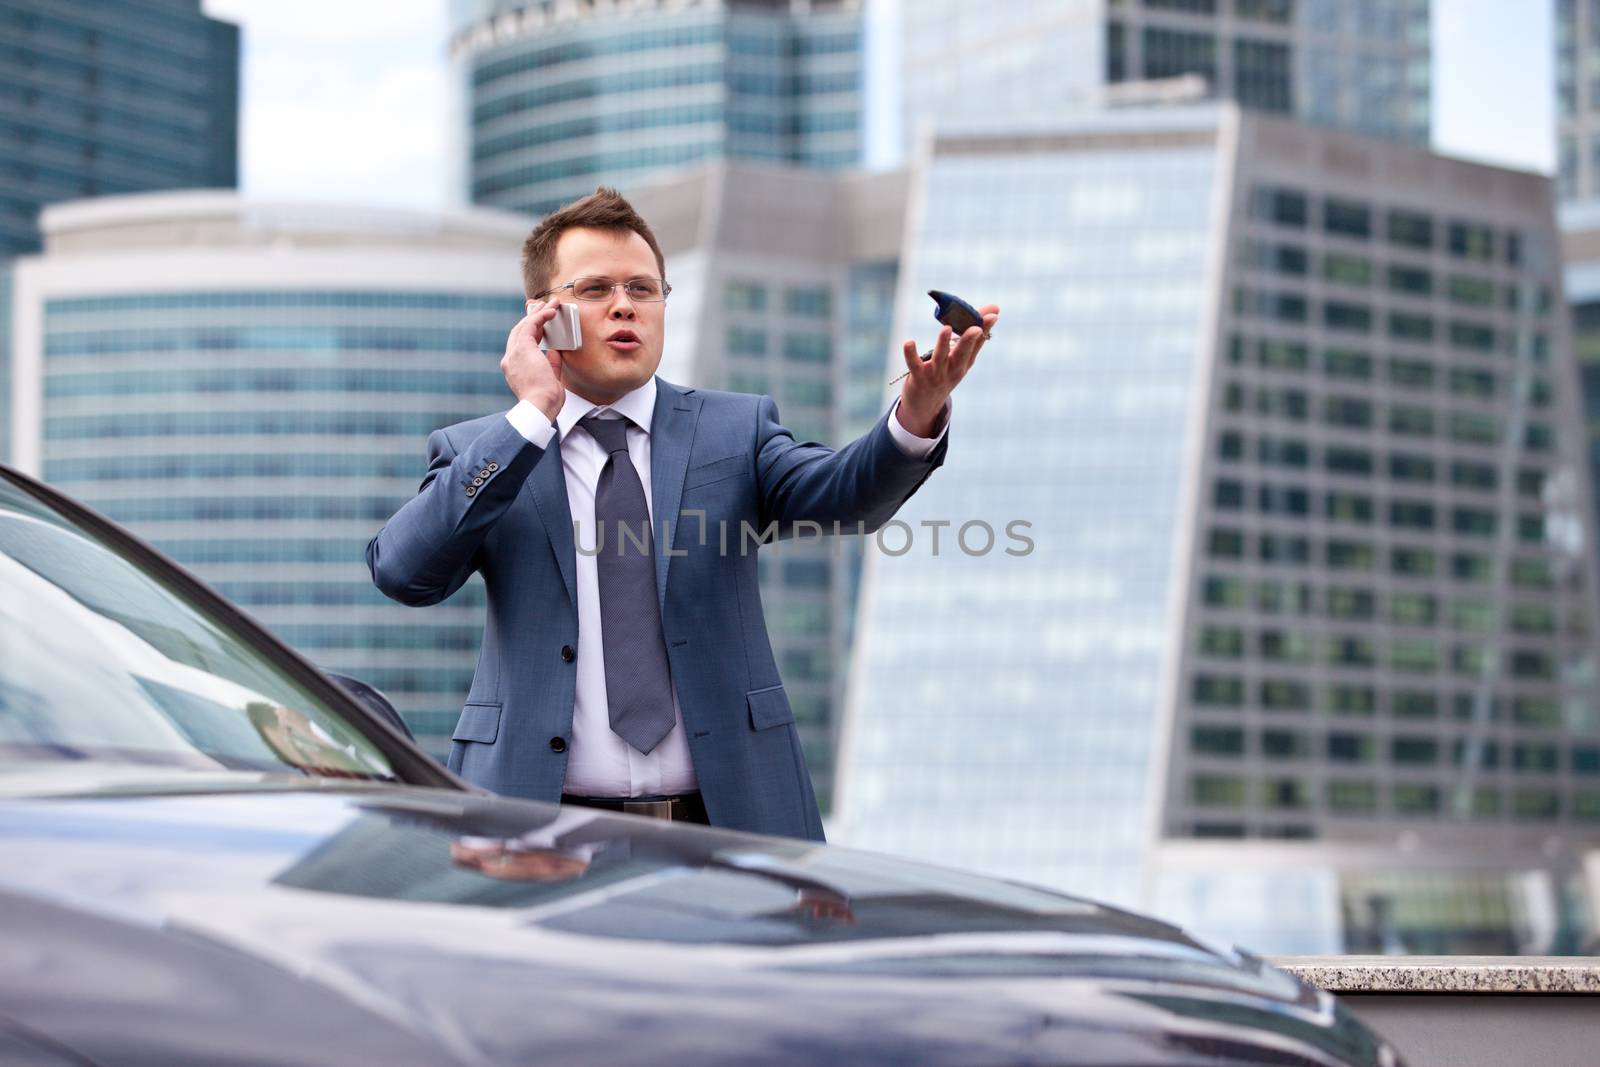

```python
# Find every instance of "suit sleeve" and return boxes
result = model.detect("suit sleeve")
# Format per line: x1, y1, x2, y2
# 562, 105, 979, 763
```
366, 417, 547, 606
754, 394, 948, 534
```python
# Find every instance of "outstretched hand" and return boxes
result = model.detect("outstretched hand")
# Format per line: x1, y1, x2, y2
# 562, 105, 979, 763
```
895, 304, 999, 438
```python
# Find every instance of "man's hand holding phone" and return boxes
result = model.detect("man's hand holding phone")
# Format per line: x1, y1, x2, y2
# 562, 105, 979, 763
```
501, 299, 570, 422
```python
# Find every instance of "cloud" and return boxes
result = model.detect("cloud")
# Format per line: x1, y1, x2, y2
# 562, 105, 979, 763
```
203, 0, 453, 209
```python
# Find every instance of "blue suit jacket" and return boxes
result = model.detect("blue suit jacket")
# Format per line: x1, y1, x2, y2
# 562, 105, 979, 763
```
366, 377, 947, 841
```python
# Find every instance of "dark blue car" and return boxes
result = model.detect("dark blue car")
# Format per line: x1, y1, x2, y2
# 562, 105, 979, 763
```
0, 466, 1402, 1067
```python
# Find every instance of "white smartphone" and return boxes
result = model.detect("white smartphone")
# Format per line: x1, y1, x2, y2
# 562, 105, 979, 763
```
531, 300, 581, 351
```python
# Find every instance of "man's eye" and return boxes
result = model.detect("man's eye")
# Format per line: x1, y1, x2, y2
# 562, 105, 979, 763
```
625, 281, 660, 299
575, 280, 612, 299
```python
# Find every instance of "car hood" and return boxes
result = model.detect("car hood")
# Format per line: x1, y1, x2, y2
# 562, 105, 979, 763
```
0, 784, 1395, 1067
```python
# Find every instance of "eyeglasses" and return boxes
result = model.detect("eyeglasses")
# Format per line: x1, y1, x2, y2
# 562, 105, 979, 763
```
533, 276, 671, 302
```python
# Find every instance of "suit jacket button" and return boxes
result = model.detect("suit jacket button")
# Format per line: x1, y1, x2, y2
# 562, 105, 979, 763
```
471, 477, 484, 487
465, 486, 476, 497
487, 462, 499, 472
549, 736, 567, 753
478, 469, 491, 479
560, 645, 575, 662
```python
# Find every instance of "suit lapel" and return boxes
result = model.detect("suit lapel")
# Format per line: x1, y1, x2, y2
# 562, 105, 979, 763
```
526, 431, 578, 609
649, 378, 702, 613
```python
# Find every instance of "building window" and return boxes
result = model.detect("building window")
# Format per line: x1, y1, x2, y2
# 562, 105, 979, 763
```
1390, 405, 1436, 437
1387, 357, 1435, 389
1199, 626, 1246, 657
1387, 208, 1434, 250
1256, 533, 1310, 565
726, 325, 767, 356
1390, 639, 1439, 673
1513, 789, 1560, 820
1260, 630, 1314, 663
1323, 199, 1372, 239
1257, 435, 1309, 467
1324, 301, 1373, 333
1391, 690, 1438, 719
1390, 546, 1435, 577
782, 332, 831, 363
724, 279, 767, 312
1328, 733, 1375, 763
1262, 729, 1310, 759
1192, 725, 1245, 756
1325, 491, 1373, 523
1323, 348, 1373, 379
1388, 264, 1432, 296
1393, 784, 1440, 815
1389, 311, 1434, 342
1203, 576, 1248, 608
1208, 527, 1246, 558
1193, 674, 1245, 706
784, 286, 830, 317
1249, 184, 1308, 228
1323, 396, 1372, 428
1390, 591, 1438, 625
1328, 781, 1378, 812
1389, 453, 1435, 483
1448, 368, 1496, 400
1326, 588, 1376, 620
1325, 446, 1372, 476
1328, 685, 1377, 715
1191, 775, 1247, 808
1450, 598, 1493, 631
1143, 25, 1218, 82
1327, 540, 1376, 571
1244, 239, 1309, 275
1450, 460, 1496, 490
1389, 501, 1435, 531
1448, 221, 1495, 261
1260, 678, 1312, 711
1234, 38, 1292, 111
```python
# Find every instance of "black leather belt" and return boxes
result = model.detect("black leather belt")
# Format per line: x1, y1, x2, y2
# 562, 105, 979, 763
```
561, 792, 708, 823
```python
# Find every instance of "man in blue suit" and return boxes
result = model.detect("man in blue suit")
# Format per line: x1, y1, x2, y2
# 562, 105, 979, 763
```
367, 187, 996, 841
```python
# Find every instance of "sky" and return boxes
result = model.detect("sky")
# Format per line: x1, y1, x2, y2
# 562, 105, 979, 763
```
200, 0, 1555, 212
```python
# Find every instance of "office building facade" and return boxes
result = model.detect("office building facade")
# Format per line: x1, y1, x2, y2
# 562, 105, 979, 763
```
1558, 0, 1600, 203
449, 0, 864, 217
897, 0, 1430, 156
627, 162, 905, 810
836, 105, 1600, 954
0, 0, 239, 258
6, 193, 530, 755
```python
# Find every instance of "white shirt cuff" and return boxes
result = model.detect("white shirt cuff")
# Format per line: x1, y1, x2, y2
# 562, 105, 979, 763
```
886, 396, 951, 459
505, 400, 557, 448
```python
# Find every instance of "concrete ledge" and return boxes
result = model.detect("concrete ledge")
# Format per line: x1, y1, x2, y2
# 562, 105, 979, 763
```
1271, 957, 1600, 1067
1269, 955, 1600, 993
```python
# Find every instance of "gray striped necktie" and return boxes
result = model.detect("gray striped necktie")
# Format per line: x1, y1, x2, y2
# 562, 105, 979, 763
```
580, 412, 676, 754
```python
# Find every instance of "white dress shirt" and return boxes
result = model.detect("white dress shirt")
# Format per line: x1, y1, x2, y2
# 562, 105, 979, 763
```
505, 377, 946, 797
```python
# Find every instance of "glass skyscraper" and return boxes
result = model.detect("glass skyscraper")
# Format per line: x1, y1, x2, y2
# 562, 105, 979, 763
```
836, 105, 1600, 955
897, 0, 1430, 158
1558, 0, 1600, 203
627, 161, 905, 811
0, 0, 239, 258
6, 192, 530, 756
449, 0, 864, 217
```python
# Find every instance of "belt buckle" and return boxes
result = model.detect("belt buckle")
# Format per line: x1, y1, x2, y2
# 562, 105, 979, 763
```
623, 799, 674, 820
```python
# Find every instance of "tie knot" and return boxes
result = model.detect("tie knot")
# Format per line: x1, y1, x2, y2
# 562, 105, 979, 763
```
580, 413, 631, 455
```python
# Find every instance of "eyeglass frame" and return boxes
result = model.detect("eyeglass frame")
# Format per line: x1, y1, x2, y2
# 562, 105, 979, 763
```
531, 276, 672, 302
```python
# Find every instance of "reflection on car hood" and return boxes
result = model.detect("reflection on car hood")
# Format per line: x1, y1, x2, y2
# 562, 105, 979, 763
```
0, 785, 1395, 1067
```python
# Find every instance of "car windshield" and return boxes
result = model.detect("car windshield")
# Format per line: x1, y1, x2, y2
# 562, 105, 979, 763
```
0, 475, 397, 783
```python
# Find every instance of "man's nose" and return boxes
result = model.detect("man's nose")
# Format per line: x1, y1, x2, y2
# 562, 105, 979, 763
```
608, 290, 637, 318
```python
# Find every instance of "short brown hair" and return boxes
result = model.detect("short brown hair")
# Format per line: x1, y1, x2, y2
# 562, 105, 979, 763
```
520, 186, 667, 297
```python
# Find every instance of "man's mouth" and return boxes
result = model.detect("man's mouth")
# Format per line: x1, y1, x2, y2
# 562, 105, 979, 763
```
605, 329, 641, 351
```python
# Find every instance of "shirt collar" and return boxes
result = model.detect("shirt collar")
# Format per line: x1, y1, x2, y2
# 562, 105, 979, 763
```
555, 376, 657, 441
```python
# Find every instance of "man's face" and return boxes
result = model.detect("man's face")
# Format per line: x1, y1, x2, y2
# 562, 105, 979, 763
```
539, 226, 665, 405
